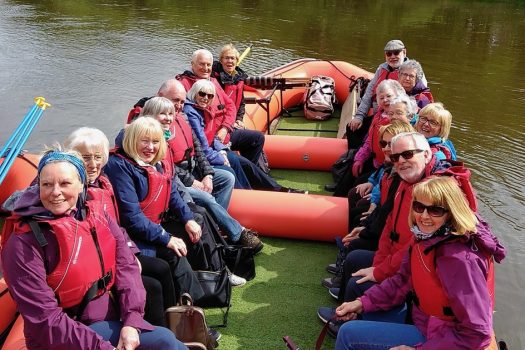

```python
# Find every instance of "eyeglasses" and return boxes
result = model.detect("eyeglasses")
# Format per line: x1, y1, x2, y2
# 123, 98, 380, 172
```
389, 149, 424, 163
400, 72, 416, 80
418, 116, 440, 128
379, 140, 391, 148
198, 91, 215, 99
386, 110, 408, 118
385, 50, 401, 57
82, 154, 104, 163
412, 201, 449, 217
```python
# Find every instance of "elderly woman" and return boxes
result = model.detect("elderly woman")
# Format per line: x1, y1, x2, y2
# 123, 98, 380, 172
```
334, 80, 406, 197
140, 97, 262, 255
384, 94, 418, 125
0, 147, 185, 349
398, 59, 433, 109
104, 117, 205, 303
64, 127, 179, 327
334, 176, 505, 350
414, 102, 457, 160
183, 79, 304, 195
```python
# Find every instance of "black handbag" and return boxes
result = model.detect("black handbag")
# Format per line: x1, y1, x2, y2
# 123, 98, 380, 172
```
221, 244, 256, 281
194, 268, 231, 327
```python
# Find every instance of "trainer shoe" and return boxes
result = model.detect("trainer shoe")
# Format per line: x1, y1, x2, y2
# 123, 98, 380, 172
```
229, 273, 247, 287
329, 287, 340, 301
324, 183, 337, 192
317, 306, 336, 324
327, 320, 341, 338
322, 275, 342, 289
326, 263, 338, 275
239, 228, 264, 254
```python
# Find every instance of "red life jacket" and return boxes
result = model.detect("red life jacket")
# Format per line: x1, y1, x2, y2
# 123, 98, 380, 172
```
410, 238, 495, 321
414, 90, 434, 104
222, 81, 244, 112
369, 67, 399, 115
167, 113, 195, 164
87, 175, 120, 224
435, 162, 477, 212
176, 73, 235, 143
430, 143, 453, 160
368, 111, 390, 167
112, 151, 172, 224
2, 200, 116, 309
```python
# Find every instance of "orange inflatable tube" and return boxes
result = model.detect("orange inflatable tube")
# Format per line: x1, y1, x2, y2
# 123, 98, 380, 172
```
228, 189, 347, 242
0, 278, 17, 343
0, 152, 39, 209
1, 315, 26, 350
263, 135, 347, 171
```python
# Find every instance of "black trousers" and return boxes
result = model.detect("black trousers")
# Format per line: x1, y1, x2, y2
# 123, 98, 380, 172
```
230, 128, 264, 165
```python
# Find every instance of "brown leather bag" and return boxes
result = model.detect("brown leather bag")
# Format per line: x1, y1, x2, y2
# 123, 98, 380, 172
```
165, 293, 216, 350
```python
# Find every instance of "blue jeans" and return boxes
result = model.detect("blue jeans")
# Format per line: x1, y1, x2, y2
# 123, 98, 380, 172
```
186, 186, 243, 241
209, 167, 235, 208
335, 320, 425, 350
89, 321, 188, 350
215, 156, 252, 190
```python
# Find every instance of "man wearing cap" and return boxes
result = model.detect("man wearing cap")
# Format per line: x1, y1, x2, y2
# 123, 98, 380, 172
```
349, 40, 426, 132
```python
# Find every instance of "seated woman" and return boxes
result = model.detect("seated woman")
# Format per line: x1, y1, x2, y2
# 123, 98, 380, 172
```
384, 94, 418, 125
0, 147, 185, 349
212, 43, 266, 168
415, 102, 457, 160
104, 117, 205, 303
398, 59, 433, 109
183, 79, 304, 193
140, 97, 263, 254
334, 176, 505, 350
335, 80, 406, 197
64, 127, 178, 327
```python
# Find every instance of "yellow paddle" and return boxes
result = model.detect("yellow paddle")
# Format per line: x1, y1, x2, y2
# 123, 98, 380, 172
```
237, 44, 252, 66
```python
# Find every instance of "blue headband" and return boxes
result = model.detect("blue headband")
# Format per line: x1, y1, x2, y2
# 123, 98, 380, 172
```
37, 151, 87, 185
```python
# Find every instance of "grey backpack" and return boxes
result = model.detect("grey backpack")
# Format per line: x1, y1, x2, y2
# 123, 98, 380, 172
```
303, 76, 337, 120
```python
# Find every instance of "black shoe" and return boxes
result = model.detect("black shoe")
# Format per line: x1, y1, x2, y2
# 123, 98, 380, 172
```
327, 320, 342, 338
279, 187, 308, 194
324, 183, 337, 192
239, 228, 264, 254
326, 263, 338, 275
322, 276, 342, 289
209, 328, 221, 343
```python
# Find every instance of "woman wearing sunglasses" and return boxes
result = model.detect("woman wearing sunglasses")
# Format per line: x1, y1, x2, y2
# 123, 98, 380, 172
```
184, 79, 304, 194
415, 102, 457, 161
334, 176, 505, 350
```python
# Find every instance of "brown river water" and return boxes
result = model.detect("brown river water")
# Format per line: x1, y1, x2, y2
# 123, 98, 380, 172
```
1, 0, 524, 347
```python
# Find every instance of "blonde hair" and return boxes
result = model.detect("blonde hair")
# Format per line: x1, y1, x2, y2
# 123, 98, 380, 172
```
122, 117, 166, 164
141, 97, 175, 117
379, 120, 415, 140
64, 127, 110, 166
219, 43, 240, 62
410, 177, 478, 235
417, 102, 452, 140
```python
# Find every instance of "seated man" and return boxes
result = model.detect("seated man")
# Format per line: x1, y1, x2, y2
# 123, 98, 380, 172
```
176, 49, 305, 194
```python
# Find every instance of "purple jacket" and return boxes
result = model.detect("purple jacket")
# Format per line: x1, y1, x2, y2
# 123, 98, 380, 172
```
1, 186, 153, 350
360, 215, 506, 350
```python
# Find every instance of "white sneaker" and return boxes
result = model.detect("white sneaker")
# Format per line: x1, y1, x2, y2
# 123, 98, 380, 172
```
229, 273, 246, 287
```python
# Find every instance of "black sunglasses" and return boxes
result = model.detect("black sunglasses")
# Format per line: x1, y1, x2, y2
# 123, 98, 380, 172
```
389, 149, 424, 163
379, 140, 391, 148
412, 201, 449, 217
385, 50, 401, 57
198, 91, 215, 99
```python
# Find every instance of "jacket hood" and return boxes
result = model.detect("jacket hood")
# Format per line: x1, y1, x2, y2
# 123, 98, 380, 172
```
11, 185, 51, 217
418, 214, 506, 264
408, 80, 429, 95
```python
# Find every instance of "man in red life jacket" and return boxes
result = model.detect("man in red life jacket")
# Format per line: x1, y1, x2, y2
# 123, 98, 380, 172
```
349, 40, 427, 133
176, 49, 265, 166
